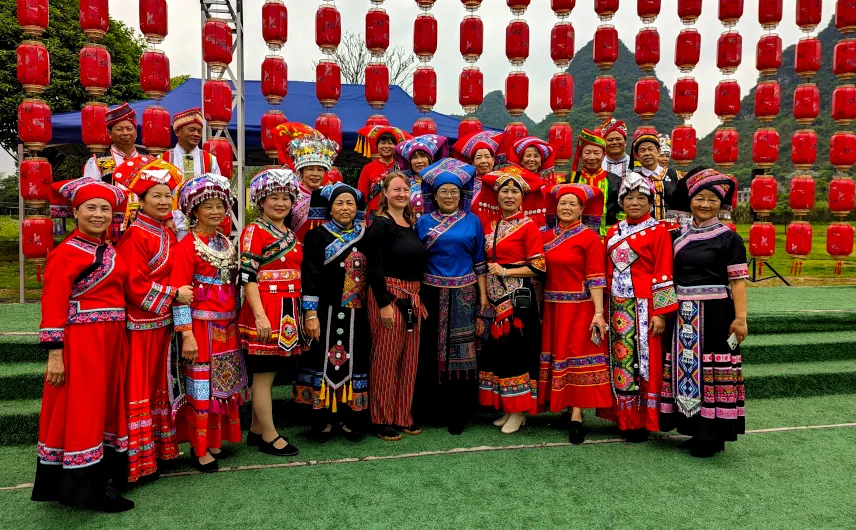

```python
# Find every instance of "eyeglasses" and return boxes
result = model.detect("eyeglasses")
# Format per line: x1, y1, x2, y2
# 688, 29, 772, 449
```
437, 190, 461, 197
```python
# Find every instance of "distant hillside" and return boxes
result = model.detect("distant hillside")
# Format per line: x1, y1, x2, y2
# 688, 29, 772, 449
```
451, 89, 538, 131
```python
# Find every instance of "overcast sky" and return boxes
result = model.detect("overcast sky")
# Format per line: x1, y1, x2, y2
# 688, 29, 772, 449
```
1, 1, 837, 174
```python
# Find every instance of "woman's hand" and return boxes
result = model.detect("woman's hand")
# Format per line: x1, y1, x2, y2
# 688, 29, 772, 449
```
255, 313, 272, 342
590, 313, 608, 342
181, 332, 199, 362
380, 304, 396, 329
176, 285, 194, 305
303, 314, 321, 341
164, 219, 177, 234
46, 349, 64, 387
487, 263, 505, 277
729, 317, 748, 344
480, 293, 491, 313
651, 315, 666, 337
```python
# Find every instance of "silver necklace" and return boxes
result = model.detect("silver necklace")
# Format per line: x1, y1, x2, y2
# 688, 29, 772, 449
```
192, 230, 237, 283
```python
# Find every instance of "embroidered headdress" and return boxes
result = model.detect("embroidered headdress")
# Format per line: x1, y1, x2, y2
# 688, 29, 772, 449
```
289, 136, 339, 172
419, 158, 476, 214
658, 134, 672, 156
105, 103, 136, 129
453, 131, 503, 162
178, 173, 234, 217
51, 176, 126, 209
545, 184, 604, 233
112, 155, 182, 196
395, 134, 449, 170
250, 168, 300, 206
599, 117, 627, 139
506, 136, 555, 173
571, 128, 607, 176
271, 121, 324, 169
618, 172, 656, 202
670, 166, 737, 213
355, 125, 412, 158
632, 126, 661, 153
173, 108, 204, 132
310, 183, 365, 221
482, 165, 543, 195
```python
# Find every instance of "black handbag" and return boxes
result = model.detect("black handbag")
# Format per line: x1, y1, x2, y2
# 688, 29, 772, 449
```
492, 222, 531, 316
394, 297, 416, 332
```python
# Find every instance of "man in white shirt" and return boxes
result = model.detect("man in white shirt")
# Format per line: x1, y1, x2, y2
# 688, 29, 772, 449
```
599, 117, 631, 181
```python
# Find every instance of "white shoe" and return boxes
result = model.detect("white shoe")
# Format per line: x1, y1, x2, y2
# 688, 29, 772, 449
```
493, 413, 511, 427
501, 413, 526, 434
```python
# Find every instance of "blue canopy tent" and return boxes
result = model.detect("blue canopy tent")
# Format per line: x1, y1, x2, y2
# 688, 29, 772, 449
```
51, 78, 466, 166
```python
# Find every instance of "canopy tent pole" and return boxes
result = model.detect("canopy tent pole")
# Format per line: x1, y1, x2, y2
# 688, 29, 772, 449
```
18, 142, 25, 304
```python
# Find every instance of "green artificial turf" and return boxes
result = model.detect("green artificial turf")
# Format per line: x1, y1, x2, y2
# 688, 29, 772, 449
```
743, 359, 856, 399
0, 363, 43, 400
0, 304, 40, 332
740, 331, 856, 364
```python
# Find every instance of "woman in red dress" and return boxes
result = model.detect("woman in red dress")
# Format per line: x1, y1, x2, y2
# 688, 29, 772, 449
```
597, 173, 678, 442
171, 174, 247, 472
112, 157, 191, 483
356, 125, 411, 223
238, 169, 303, 456
540, 184, 612, 444
508, 136, 557, 187
32, 176, 134, 512
452, 131, 503, 229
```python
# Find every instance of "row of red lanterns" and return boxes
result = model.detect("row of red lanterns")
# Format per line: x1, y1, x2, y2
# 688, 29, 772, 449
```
412, 1, 437, 135
547, 1, 575, 171
313, 1, 344, 150
259, 1, 289, 163
138, 1, 170, 155
458, 0, 484, 140
502, 1, 530, 149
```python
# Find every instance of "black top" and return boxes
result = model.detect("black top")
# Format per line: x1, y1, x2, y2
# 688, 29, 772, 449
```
673, 221, 747, 287
301, 223, 368, 309
364, 215, 428, 307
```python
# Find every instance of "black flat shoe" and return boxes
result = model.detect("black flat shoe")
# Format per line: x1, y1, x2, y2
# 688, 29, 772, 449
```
260, 435, 299, 457
208, 447, 231, 460
678, 437, 698, 450
246, 431, 262, 447
190, 448, 219, 473
624, 429, 649, 444
448, 423, 465, 435
400, 424, 422, 435
568, 420, 586, 445
341, 424, 365, 442
83, 485, 135, 513
549, 410, 572, 430
376, 425, 402, 441
310, 425, 333, 444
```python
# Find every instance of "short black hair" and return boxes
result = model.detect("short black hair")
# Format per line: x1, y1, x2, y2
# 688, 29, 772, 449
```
377, 132, 396, 145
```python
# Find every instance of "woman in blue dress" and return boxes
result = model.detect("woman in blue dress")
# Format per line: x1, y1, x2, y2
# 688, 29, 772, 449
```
413, 159, 490, 434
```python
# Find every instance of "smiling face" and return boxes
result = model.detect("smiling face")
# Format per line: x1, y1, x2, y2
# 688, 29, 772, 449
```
636, 142, 660, 171
622, 190, 652, 221
436, 183, 461, 214
658, 152, 671, 169
331, 193, 357, 227
497, 184, 523, 216
581, 144, 606, 173
193, 198, 226, 232
109, 120, 137, 152
557, 193, 583, 225
691, 189, 722, 224
300, 165, 326, 191
176, 123, 203, 152
383, 175, 410, 211
377, 137, 396, 161
73, 198, 113, 238
520, 147, 542, 172
605, 131, 626, 160
139, 184, 173, 221
472, 148, 495, 176
261, 191, 292, 224
409, 151, 431, 174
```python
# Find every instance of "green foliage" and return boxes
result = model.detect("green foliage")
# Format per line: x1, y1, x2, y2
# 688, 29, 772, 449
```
170, 74, 191, 91
452, 91, 538, 131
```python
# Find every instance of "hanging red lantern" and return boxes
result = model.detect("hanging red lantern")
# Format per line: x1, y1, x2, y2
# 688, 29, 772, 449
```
459, 67, 484, 113
316, 4, 341, 53
414, 14, 438, 60
717, 31, 742, 75
791, 130, 818, 170
750, 175, 778, 215
462, 0, 484, 7
635, 28, 660, 71
505, 72, 529, 116
316, 60, 341, 109
458, 117, 483, 140
713, 127, 739, 168
506, 20, 530, 65
16, 41, 49, 95
758, 0, 783, 29
315, 112, 342, 148
672, 77, 699, 119
504, 122, 529, 150
551, 22, 575, 69
592, 75, 617, 119
593, 25, 619, 69
325, 167, 343, 185
752, 128, 779, 169
836, 0, 856, 34
203, 79, 232, 130
79, 0, 109, 42
79, 45, 111, 98
21, 216, 54, 265
507, 0, 531, 14
789, 176, 816, 215
261, 55, 287, 106
81, 102, 111, 153
827, 223, 854, 275
262, 1, 288, 50
634, 76, 660, 120
637, 0, 661, 23
749, 222, 776, 260
460, 16, 484, 61
417, 0, 437, 8
786, 221, 813, 274
18, 0, 49, 38
754, 80, 780, 122
795, 37, 822, 79
142, 105, 171, 155
678, 0, 703, 23
412, 117, 437, 136
260, 110, 287, 159
756, 34, 782, 75
140, 0, 169, 44
831, 131, 856, 171
793, 83, 820, 124
595, 0, 620, 19
714, 80, 741, 122
670, 125, 696, 166
834, 39, 856, 81
140, 49, 170, 100
832, 84, 856, 126
829, 177, 856, 215
20, 157, 52, 208
550, 72, 574, 118
365, 63, 389, 111
718, 0, 744, 25
18, 98, 51, 152
549, 121, 574, 164
365, 8, 389, 55
796, 0, 823, 32
203, 19, 234, 73
203, 137, 234, 178
552, 0, 576, 16
366, 115, 389, 127
675, 29, 701, 73
413, 66, 437, 113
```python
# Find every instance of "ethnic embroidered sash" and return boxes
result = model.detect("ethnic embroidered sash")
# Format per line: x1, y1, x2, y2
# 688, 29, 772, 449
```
675, 299, 702, 417
321, 222, 364, 265
278, 297, 301, 352
424, 210, 466, 250
608, 296, 650, 396
438, 284, 478, 375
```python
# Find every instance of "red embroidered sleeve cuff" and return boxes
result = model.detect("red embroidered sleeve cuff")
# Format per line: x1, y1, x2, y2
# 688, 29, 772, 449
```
652, 280, 678, 315
727, 263, 749, 280
39, 327, 64, 349
141, 283, 177, 315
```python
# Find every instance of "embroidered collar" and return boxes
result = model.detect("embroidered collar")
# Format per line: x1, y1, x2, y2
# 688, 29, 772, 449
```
322, 221, 364, 265
692, 218, 721, 230
556, 219, 582, 233
626, 213, 653, 226
134, 211, 165, 232
500, 211, 525, 224
256, 216, 289, 238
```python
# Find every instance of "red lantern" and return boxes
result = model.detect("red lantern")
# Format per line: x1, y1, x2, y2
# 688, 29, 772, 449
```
142, 105, 171, 155
593, 25, 619, 69
260, 110, 286, 158
458, 117, 483, 140
678, 0, 703, 23
414, 14, 438, 59
79, 0, 109, 42
203, 19, 234, 73
315, 112, 342, 149
827, 223, 854, 275
412, 117, 437, 136
81, 102, 111, 153
634, 77, 660, 120
507, 0, 531, 14
316, 60, 341, 108
261, 55, 287, 106
836, 0, 856, 34
717, 31, 742, 74
79, 45, 111, 98
834, 39, 856, 80
786, 221, 813, 274
505, 72, 529, 116
460, 16, 484, 61
21, 216, 54, 264
262, 1, 288, 50
791, 130, 818, 170
793, 83, 820, 124
506, 20, 530, 65
789, 176, 816, 214
670, 125, 696, 166
549, 121, 574, 164
459, 67, 484, 112
718, 0, 744, 25
325, 167, 343, 185
17, 41, 49, 95
203, 137, 234, 179
749, 222, 776, 260
550, 72, 574, 118
592, 75, 617, 119
714, 80, 741, 122
638, 0, 661, 23
19, 157, 52, 208
635, 28, 660, 71
552, 0, 576, 16
18, 0, 49, 37
675, 29, 701, 72
758, 0, 783, 29
754, 80, 780, 122
795, 38, 821, 79
18, 98, 51, 152
832, 84, 856, 126
752, 128, 779, 169
672, 76, 699, 119
461, 0, 484, 7
365, 8, 389, 55
316, 4, 341, 53
551, 22, 575, 69
713, 127, 739, 168
796, 0, 823, 32
829, 178, 856, 214
365, 63, 389, 111
140, 49, 170, 100
417, 0, 437, 8
366, 115, 389, 127
831, 131, 856, 171
203, 79, 232, 130
413, 66, 437, 112
595, 0, 620, 19
750, 175, 778, 215
504, 122, 529, 151
756, 34, 782, 75
140, 0, 169, 44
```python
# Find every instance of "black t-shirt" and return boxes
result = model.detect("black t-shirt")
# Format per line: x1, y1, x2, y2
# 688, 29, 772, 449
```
364, 215, 428, 306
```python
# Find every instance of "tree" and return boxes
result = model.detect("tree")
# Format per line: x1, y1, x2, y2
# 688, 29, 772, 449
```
313, 31, 417, 93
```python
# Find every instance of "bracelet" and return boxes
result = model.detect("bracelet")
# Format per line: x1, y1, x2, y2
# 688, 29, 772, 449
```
502, 268, 507, 278
305, 315, 318, 322
594, 313, 603, 316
